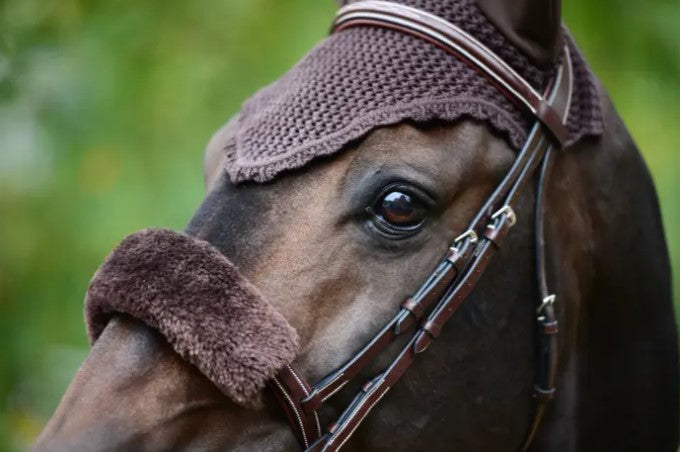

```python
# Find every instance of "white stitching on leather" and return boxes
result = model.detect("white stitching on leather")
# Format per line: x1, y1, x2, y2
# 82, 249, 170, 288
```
286, 366, 322, 438
313, 411, 322, 439
335, 385, 391, 451
287, 366, 310, 395
272, 377, 309, 448
317, 371, 345, 392
321, 379, 349, 402
326, 379, 386, 447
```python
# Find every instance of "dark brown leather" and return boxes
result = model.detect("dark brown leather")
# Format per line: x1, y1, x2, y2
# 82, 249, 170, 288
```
270, 2, 574, 450
297, 242, 472, 415
401, 297, 425, 320
477, 0, 563, 67
269, 366, 321, 448
520, 150, 560, 451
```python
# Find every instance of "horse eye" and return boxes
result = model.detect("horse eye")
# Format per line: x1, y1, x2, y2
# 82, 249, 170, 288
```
375, 191, 426, 227
367, 188, 430, 239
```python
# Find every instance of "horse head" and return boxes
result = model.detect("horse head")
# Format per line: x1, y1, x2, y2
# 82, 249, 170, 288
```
35, 0, 677, 450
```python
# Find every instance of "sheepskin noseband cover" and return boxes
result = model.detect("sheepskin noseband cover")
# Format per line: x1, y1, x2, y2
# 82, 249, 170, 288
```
85, 228, 300, 407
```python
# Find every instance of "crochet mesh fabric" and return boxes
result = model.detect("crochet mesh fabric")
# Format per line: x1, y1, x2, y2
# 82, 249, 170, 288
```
223, 0, 603, 183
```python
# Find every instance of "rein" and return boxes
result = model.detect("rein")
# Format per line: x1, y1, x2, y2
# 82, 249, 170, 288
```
269, 2, 573, 450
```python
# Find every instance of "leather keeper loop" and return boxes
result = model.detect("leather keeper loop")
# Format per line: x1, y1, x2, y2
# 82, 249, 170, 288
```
445, 248, 464, 271
533, 385, 556, 402
542, 320, 559, 335
537, 100, 568, 146
484, 224, 501, 246
483, 220, 511, 247
401, 297, 425, 320
422, 319, 442, 338
300, 392, 322, 414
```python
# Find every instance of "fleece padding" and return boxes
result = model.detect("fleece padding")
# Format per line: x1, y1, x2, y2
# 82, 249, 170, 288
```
85, 228, 299, 408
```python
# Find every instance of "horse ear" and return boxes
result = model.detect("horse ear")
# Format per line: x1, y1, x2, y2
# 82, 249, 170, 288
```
476, 0, 562, 67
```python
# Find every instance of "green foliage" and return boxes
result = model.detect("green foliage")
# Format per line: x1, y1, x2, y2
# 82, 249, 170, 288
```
0, 0, 677, 449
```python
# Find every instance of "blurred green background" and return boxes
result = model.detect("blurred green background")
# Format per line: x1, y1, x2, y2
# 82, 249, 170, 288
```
0, 0, 678, 449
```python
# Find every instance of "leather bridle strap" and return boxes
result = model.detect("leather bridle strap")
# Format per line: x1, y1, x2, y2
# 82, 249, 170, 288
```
269, 2, 573, 450
332, 0, 568, 146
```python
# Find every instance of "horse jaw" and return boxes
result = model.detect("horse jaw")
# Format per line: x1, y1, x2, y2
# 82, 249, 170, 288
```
33, 316, 296, 451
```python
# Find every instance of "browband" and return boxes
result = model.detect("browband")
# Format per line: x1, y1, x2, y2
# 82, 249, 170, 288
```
270, 1, 573, 450
332, 1, 569, 146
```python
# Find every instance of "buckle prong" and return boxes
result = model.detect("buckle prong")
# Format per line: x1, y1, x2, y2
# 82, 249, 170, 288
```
491, 205, 517, 226
453, 229, 478, 245
536, 294, 556, 315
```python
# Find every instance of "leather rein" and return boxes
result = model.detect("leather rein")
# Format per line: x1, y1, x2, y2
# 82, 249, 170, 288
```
269, 2, 573, 450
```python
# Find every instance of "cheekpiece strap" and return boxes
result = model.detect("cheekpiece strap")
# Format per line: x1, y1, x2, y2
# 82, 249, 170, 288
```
269, 2, 574, 451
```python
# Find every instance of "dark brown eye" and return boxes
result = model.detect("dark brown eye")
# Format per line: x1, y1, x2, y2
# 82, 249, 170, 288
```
375, 191, 427, 227
364, 183, 433, 240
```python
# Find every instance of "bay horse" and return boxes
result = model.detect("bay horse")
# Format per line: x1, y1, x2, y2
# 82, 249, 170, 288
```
35, 0, 677, 450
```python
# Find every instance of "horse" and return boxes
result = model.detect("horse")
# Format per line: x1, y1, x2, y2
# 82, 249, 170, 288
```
35, 0, 678, 450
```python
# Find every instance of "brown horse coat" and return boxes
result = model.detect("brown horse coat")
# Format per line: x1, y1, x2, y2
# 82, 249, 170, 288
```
35, 0, 677, 450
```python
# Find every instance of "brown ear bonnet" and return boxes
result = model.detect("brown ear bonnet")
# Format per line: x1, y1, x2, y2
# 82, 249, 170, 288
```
221, 0, 602, 183
85, 229, 299, 407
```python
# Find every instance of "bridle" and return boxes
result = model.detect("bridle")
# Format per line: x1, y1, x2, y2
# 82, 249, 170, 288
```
269, 2, 573, 450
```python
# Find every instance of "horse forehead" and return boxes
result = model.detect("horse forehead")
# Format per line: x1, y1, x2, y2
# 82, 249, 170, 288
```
348, 122, 515, 189
361, 121, 483, 152
191, 120, 504, 256
301, 121, 495, 178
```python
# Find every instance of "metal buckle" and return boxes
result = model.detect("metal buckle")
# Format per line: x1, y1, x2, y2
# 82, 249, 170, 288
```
491, 205, 517, 226
536, 294, 556, 315
453, 229, 478, 246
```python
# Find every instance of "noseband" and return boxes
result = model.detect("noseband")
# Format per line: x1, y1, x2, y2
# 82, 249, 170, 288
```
270, 2, 573, 450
